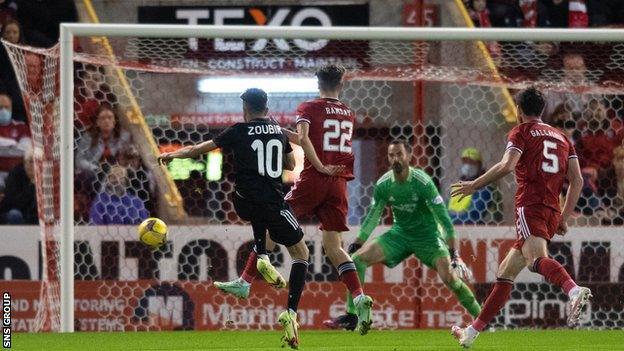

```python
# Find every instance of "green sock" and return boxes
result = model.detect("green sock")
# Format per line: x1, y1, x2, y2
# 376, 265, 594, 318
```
346, 255, 367, 314
449, 279, 482, 318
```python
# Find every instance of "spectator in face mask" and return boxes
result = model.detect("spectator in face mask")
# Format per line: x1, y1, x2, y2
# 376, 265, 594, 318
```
0, 93, 30, 189
448, 147, 496, 224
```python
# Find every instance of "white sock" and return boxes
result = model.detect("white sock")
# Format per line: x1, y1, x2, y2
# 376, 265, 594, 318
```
258, 254, 269, 260
568, 285, 581, 298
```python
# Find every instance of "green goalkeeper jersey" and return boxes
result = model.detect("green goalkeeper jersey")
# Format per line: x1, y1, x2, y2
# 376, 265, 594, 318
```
358, 167, 456, 243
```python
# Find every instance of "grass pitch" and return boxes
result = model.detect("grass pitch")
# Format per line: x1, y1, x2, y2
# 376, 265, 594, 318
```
13, 329, 624, 350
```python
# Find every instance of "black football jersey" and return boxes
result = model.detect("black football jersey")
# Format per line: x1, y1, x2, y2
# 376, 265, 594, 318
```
214, 118, 292, 204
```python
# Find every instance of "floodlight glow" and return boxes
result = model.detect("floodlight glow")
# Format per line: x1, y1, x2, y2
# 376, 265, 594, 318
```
197, 77, 318, 94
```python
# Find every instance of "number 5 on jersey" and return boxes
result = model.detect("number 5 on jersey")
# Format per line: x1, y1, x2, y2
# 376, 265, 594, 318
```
323, 119, 353, 153
542, 140, 559, 174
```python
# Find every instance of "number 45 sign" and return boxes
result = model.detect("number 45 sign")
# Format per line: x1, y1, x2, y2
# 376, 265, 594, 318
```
403, 2, 438, 27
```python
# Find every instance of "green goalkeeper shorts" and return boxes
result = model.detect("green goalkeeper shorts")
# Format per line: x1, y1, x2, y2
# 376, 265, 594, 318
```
373, 226, 450, 268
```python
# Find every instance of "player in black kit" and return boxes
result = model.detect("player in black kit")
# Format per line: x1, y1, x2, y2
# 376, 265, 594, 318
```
158, 88, 308, 349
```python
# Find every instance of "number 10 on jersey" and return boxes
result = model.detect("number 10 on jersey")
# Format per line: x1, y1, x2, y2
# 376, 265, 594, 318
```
252, 139, 283, 177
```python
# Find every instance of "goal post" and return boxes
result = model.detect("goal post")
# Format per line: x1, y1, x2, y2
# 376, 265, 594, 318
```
59, 25, 73, 333
10, 23, 624, 332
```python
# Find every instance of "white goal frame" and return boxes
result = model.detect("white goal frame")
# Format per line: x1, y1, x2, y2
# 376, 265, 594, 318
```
58, 24, 624, 332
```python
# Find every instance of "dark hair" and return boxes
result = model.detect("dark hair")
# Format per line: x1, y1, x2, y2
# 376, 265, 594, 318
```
240, 88, 268, 114
389, 139, 411, 152
89, 104, 121, 148
517, 87, 545, 117
316, 64, 345, 91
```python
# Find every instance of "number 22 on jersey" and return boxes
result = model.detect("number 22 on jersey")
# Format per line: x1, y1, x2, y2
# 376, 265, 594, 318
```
323, 119, 353, 153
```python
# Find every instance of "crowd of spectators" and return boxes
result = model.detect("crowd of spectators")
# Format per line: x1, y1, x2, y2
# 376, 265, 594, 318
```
540, 53, 624, 223
0, 1, 154, 225
550, 92, 624, 223
464, 0, 624, 223
466, 0, 624, 29
0, 1, 622, 226
73, 103, 155, 225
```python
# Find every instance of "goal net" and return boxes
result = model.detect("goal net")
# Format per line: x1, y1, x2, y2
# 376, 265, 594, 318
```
3, 26, 624, 332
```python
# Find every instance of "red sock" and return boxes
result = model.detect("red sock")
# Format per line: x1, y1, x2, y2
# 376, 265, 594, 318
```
533, 257, 577, 294
472, 278, 513, 332
338, 261, 363, 297
240, 250, 258, 283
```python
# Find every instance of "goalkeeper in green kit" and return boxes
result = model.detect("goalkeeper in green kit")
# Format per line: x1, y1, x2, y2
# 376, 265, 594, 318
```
323, 140, 481, 330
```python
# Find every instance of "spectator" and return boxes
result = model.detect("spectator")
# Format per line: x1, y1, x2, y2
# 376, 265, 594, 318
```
89, 165, 148, 225
547, 102, 569, 126
118, 144, 156, 214
0, 93, 30, 188
562, 52, 588, 84
587, 0, 624, 27
470, 0, 492, 27
0, 19, 26, 122
75, 65, 103, 131
577, 99, 615, 172
75, 105, 131, 174
1, 16, 18, 43
547, 102, 602, 215
448, 147, 495, 224
544, 52, 589, 118
468, 0, 501, 55
16, 0, 78, 48
0, 144, 37, 224
598, 145, 624, 224
534, 0, 570, 27
520, 0, 589, 28
0, 1, 18, 32
486, 0, 524, 27
549, 103, 582, 144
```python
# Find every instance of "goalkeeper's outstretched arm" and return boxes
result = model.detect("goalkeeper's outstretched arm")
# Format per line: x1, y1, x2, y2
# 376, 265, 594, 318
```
424, 181, 456, 248
158, 140, 218, 165
357, 185, 388, 244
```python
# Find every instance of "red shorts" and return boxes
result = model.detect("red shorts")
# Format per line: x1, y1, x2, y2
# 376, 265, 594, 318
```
513, 204, 561, 250
285, 174, 349, 232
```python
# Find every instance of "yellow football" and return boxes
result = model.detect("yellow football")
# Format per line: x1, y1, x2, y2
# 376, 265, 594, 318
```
138, 217, 168, 250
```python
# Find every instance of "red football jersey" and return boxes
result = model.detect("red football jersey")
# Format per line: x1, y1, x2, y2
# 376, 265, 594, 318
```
0, 120, 31, 172
506, 120, 577, 212
295, 97, 355, 180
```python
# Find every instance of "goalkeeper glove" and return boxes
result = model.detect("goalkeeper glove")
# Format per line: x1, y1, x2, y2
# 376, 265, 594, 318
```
347, 242, 362, 255
449, 248, 473, 282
